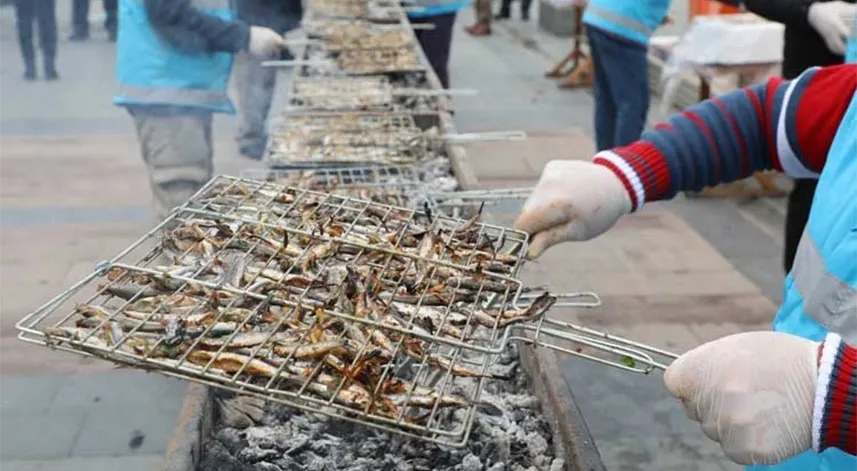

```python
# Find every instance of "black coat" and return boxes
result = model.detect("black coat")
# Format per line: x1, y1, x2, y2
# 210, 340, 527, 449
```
743, 0, 855, 79
238, 0, 304, 33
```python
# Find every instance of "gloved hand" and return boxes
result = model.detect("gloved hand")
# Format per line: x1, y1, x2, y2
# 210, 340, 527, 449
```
249, 26, 287, 58
513, 160, 631, 258
807, 1, 855, 56
664, 331, 818, 465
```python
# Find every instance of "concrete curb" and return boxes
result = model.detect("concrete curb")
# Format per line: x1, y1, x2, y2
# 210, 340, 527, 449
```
160, 384, 212, 471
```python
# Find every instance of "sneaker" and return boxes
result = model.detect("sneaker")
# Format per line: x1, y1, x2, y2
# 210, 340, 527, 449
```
23, 66, 36, 81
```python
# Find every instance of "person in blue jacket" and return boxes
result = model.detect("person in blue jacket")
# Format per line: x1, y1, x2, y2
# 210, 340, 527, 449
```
407, 0, 471, 88
233, 0, 304, 160
582, 0, 671, 151
113, 0, 286, 218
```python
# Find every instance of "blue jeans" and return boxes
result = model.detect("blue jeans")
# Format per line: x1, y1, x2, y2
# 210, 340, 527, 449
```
586, 26, 650, 151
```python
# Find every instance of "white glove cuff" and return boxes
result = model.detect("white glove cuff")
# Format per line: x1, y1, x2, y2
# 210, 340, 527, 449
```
592, 151, 645, 212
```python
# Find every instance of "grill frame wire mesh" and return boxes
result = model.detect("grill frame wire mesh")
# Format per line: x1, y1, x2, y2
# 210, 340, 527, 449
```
16, 176, 534, 447
238, 165, 436, 210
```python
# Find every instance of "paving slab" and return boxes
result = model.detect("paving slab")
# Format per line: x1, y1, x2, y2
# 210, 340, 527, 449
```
0, 408, 86, 460
3, 455, 163, 471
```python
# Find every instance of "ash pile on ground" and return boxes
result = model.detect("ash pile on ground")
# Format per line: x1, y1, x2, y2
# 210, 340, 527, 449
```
200, 346, 564, 471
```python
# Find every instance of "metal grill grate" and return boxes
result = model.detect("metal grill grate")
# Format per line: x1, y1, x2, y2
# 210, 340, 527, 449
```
17, 176, 536, 446
290, 76, 397, 111
279, 113, 421, 134
239, 166, 435, 210
335, 46, 425, 75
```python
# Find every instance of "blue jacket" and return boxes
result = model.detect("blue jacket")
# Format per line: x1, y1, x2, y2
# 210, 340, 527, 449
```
582, 0, 671, 45
407, 0, 470, 18
113, 0, 249, 113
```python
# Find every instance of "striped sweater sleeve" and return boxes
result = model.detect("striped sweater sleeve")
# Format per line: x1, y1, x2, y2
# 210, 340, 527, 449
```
813, 333, 857, 456
593, 64, 857, 211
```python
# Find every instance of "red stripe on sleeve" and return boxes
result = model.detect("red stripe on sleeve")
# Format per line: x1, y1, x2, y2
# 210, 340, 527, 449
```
712, 98, 750, 176
682, 110, 723, 182
793, 65, 857, 173
747, 84, 782, 172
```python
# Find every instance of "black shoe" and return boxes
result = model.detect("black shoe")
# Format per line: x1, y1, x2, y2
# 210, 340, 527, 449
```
44, 66, 59, 81
68, 31, 89, 41
24, 67, 36, 81
521, 11, 530, 21
494, 11, 511, 19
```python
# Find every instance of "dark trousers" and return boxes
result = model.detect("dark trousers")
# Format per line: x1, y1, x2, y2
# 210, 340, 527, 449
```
15, 0, 57, 71
587, 27, 649, 151
72, 0, 118, 34
411, 13, 457, 89
498, 0, 532, 16
783, 179, 817, 272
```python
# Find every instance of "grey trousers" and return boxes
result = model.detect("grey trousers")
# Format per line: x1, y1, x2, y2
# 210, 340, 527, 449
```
233, 52, 278, 159
128, 107, 213, 219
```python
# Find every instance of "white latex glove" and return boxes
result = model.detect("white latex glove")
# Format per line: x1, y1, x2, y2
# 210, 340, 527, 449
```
664, 331, 819, 466
807, 1, 855, 56
513, 160, 631, 259
249, 26, 287, 58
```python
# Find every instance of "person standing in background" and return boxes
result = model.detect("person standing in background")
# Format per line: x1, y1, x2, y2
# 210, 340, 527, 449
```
582, 0, 671, 151
408, 0, 470, 88
234, 0, 304, 160
742, 0, 856, 275
114, 0, 286, 218
70, 0, 118, 41
14, 0, 58, 81
494, 0, 532, 21
464, 0, 492, 36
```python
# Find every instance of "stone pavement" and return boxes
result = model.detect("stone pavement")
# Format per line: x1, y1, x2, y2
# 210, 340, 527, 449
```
0, 3, 277, 470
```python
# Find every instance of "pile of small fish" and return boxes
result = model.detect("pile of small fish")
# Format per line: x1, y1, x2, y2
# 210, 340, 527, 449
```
285, 113, 420, 134
336, 46, 424, 75
328, 29, 413, 52
267, 128, 442, 165
42, 179, 551, 431
244, 168, 428, 209
291, 76, 395, 111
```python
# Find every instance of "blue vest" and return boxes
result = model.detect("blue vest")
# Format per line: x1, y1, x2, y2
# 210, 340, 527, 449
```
113, 0, 236, 113
582, 0, 671, 45
406, 0, 471, 18
746, 92, 857, 471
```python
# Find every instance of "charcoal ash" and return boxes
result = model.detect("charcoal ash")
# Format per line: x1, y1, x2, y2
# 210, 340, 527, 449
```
201, 345, 564, 471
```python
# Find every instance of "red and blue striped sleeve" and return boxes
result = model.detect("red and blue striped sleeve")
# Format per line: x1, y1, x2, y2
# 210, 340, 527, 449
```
813, 333, 857, 456
593, 64, 857, 211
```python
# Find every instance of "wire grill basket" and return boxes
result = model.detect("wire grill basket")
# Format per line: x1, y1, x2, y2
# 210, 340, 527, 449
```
239, 166, 435, 210
16, 176, 536, 446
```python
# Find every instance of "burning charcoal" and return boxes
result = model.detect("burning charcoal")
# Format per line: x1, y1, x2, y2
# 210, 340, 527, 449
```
274, 456, 304, 471
245, 426, 292, 451
487, 463, 505, 471
524, 432, 549, 460
237, 446, 281, 463
256, 463, 285, 471
200, 440, 254, 471
460, 453, 482, 471
216, 428, 249, 456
